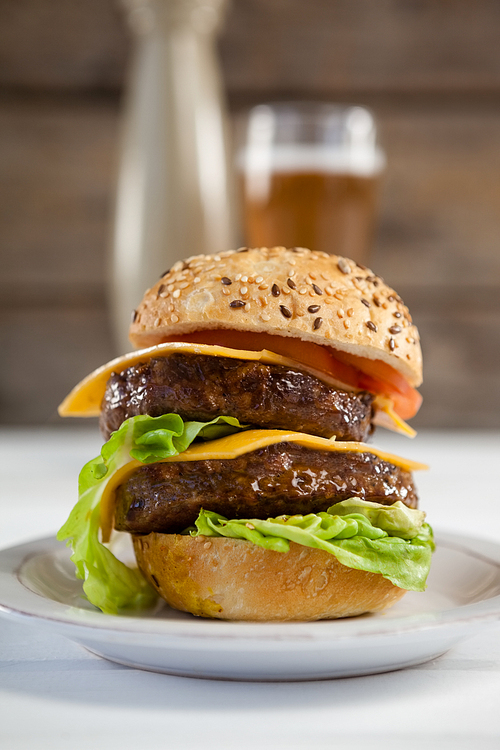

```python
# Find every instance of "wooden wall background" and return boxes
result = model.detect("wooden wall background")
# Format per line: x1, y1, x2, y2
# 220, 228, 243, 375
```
1, 0, 500, 428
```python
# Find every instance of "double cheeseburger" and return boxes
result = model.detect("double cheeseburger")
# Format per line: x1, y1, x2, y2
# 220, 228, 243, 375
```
58, 246, 433, 620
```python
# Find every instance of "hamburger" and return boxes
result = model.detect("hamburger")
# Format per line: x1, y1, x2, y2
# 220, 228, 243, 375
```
58, 246, 433, 619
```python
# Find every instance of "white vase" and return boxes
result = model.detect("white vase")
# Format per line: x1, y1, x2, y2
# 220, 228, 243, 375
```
110, 0, 234, 353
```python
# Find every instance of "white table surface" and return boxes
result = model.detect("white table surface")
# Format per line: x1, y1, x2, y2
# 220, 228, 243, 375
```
1, 426, 500, 750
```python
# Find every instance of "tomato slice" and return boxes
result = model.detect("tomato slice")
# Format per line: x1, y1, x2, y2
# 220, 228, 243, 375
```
161, 329, 422, 420
332, 351, 422, 420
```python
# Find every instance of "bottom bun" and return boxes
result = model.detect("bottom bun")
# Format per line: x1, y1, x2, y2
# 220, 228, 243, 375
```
133, 533, 407, 621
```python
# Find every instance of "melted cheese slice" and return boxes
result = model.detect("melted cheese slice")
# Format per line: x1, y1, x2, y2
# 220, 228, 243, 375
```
58, 342, 415, 437
100, 429, 428, 542
372, 395, 416, 438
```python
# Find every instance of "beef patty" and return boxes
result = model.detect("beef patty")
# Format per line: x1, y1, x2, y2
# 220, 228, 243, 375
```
100, 353, 374, 442
114, 442, 417, 535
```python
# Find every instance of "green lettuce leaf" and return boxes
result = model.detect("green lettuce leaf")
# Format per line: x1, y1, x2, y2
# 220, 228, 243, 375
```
57, 414, 247, 614
190, 502, 435, 592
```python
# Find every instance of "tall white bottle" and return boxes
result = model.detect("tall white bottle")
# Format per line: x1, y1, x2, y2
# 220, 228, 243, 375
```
111, 0, 233, 353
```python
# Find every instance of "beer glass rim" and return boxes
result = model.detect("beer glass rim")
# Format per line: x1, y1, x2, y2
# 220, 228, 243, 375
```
236, 101, 385, 177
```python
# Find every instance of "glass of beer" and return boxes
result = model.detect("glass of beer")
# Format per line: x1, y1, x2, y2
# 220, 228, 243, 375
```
237, 102, 385, 264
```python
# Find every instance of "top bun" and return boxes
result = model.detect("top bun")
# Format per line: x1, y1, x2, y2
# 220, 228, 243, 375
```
129, 247, 422, 386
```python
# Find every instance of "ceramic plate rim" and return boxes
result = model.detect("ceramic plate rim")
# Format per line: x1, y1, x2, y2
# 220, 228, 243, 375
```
1, 531, 500, 645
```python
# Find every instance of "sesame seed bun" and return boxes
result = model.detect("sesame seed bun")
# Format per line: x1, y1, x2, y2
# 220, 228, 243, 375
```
130, 247, 422, 386
133, 533, 406, 621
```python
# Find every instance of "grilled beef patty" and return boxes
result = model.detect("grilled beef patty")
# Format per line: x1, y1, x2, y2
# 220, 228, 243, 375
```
114, 442, 417, 535
100, 353, 374, 442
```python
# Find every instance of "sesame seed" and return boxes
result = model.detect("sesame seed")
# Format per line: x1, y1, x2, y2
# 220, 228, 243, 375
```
230, 300, 245, 308
347, 308, 354, 317
299, 287, 308, 295
389, 337, 395, 351
272, 284, 281, 297
244, 302, 251, 311
361, 299, 370, 308
241, 275, 248, 283
173, 289, 181, 298
178, 281, 189, 289
260, 296, 268, 306
334, 291, 344, 300
337, 258, 350, 274
382, 302, 388, 309
259, 283, 269, 290
167, 284, 175, 292
389, 325, 402, 334
308, 305, 321, 313
280, 305, 292, 318
309, 272, 317, 280
154, 317, 161, 327
221, 277, 232, 285
289, 269, 296, 277
255, 276, 264, 284
235, 274, 242, 281
172, 261, 183, 272
260, 312, 271, 322
320, 273, 330, 281
240, 286, 248, 295
222, 287, 230, 296
287, 278, 297, 289
366, 321, 377, 332
337, 310, 344, 318
344, 319, 350, 329
313, 317, 322, 330
312, 283, 323, 295
168, 304, 174, 312
214, 255, 221, 262
171, 314, 179, 323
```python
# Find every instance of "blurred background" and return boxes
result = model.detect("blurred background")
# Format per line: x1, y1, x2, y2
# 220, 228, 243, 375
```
1, 0, 499, 431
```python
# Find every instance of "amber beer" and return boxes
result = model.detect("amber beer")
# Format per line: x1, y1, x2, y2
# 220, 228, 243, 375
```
242, 168, 379, 264
238, 104, 384, 264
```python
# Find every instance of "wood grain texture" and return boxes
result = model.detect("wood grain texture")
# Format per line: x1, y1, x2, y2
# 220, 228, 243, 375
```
0, 305, 113, 425
221, 0, 500, 96
1, 1, 500, 94
0, 96, 118, 297
372, 104, 500, 289
0, 0, 128, 91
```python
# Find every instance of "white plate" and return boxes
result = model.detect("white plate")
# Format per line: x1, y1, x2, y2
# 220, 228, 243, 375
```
1, 532, 500, 681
